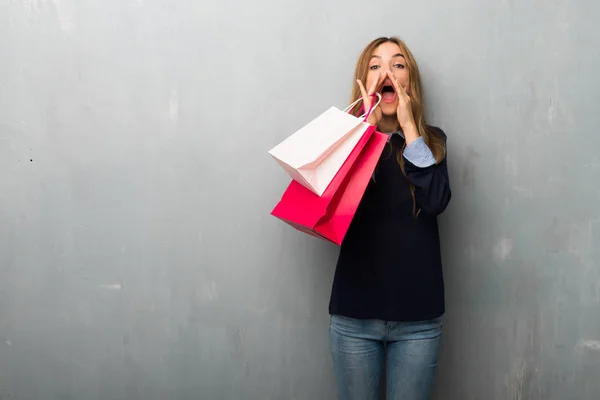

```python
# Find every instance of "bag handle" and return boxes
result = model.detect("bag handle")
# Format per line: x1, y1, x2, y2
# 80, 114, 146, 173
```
343, 93, 382, 121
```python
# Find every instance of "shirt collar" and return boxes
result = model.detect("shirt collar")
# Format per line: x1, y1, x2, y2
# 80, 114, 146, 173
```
383, 128, 404, 141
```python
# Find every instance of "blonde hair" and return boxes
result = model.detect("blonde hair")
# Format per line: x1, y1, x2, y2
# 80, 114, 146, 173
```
349, 36, 446, 216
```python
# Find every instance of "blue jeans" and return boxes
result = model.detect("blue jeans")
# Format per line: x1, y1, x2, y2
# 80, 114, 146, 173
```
329, 314, 443, 400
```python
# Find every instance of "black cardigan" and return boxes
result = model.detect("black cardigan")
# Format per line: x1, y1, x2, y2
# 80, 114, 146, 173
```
328, 126, 451, 322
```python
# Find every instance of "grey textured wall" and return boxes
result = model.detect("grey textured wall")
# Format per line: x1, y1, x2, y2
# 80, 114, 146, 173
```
1, 0, 599, 399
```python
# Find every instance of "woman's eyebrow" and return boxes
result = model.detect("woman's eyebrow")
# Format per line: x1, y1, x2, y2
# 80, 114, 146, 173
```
370, 53, 405, 59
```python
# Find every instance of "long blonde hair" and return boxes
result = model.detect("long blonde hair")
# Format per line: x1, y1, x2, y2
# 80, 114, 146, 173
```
349, 36, 446, 215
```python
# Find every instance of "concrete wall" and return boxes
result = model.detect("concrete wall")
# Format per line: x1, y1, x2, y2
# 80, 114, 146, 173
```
1, 0, 599, 398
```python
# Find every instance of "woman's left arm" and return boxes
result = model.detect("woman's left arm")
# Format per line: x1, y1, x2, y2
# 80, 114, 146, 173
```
402, 130, 452, 216
387, 72, 452, 215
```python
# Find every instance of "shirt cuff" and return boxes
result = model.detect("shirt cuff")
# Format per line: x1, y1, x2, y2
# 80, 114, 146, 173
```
403, 137, 436, 167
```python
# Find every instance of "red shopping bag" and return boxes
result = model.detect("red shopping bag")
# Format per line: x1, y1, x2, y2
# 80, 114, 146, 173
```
271, 127, 388, 245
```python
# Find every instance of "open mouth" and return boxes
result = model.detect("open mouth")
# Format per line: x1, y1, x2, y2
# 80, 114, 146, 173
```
379, 81, 396, 103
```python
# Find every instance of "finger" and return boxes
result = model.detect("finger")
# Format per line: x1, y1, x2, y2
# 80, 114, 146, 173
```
357, 79, 369, 103
386, 71, 407, 97
368, 76, 378, 96
379, 70, 387, 87
369, 71, 384, 95
387, 71, 403, 94
356, 79, 371, 109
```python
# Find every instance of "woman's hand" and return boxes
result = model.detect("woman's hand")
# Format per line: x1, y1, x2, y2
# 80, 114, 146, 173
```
387, 71, 419, 144
386, 71, 416, 131
357, 71, 385, 126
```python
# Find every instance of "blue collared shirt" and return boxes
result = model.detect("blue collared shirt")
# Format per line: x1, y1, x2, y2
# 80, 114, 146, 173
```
387, 129, 436, 168
372, 130, 437, 181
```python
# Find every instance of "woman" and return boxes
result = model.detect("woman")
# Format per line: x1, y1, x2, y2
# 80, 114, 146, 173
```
328, 36, 452, 400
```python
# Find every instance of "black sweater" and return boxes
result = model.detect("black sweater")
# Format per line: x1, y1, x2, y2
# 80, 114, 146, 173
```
328, 126, 451, 322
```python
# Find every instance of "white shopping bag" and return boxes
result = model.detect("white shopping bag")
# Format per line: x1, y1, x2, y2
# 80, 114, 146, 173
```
268, 94, 381, 196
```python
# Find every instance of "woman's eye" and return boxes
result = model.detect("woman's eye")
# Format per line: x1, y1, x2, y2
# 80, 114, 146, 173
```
369, 65, 380, 70
394, 63, 405, 69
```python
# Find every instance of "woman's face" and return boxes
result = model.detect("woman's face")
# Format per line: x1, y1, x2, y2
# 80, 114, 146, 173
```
365, 42, 410, 116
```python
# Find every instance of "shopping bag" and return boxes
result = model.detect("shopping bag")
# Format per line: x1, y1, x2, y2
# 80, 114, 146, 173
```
268, 94, 381, 196
271, 128, 388, 245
